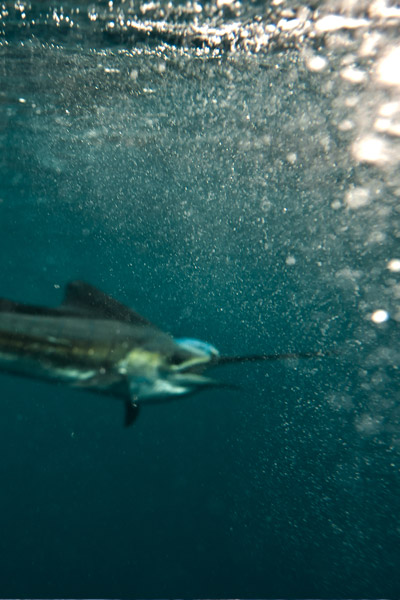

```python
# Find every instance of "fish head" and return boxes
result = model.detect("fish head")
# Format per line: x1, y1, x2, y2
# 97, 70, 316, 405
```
124, 337, 221, 402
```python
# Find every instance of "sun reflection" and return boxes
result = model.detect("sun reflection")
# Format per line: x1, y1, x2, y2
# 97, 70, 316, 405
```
352, 136, 389, 165
387, 259, 400, 273
376, 46, 400, 87
371, 309, 389, 323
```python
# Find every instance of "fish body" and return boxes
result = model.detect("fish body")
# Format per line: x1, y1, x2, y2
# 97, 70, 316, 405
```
0, 281, 329, 425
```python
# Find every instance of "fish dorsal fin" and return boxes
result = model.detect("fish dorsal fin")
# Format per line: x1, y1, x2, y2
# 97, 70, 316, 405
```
60, 280, 156, 328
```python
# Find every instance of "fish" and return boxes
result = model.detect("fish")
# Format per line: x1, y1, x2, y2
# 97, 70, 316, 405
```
0, 280, 330, 426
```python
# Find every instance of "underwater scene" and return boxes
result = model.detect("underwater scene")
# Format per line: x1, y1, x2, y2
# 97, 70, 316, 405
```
0, 0, 399, 597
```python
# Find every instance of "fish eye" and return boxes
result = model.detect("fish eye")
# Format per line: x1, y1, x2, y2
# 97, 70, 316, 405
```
169, 353, 185, 366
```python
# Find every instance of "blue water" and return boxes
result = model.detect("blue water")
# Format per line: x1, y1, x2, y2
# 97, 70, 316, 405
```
0, 1, 399, 597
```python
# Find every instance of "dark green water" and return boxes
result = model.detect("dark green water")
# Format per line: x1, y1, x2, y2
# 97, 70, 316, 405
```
0, 1, 399, 598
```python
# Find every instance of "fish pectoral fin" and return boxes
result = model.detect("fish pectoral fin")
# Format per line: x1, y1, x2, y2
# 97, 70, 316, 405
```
124, 399, 140, 427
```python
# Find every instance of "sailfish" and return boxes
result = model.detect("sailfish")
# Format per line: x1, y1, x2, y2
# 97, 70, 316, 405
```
0, 281, 329, 426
